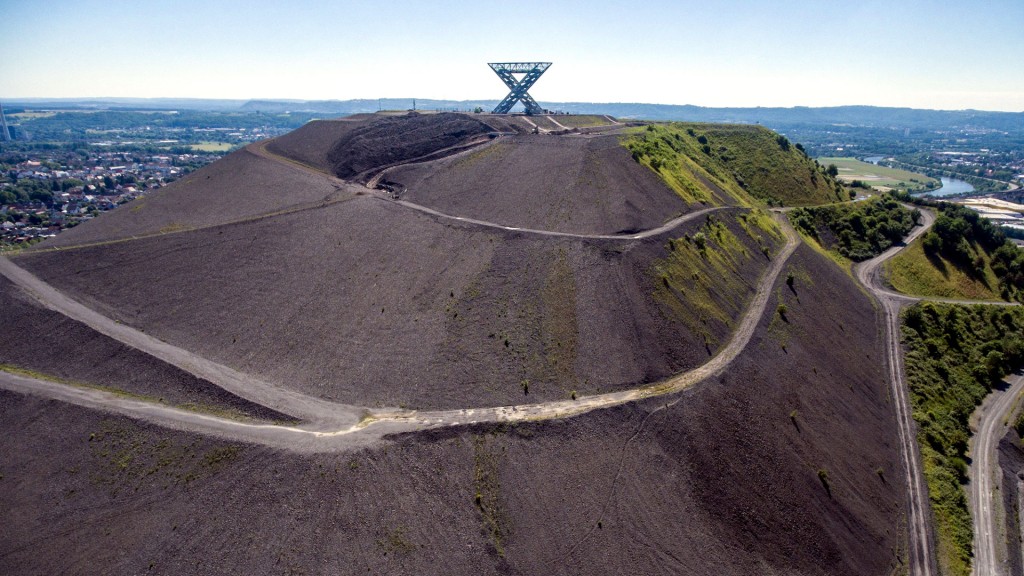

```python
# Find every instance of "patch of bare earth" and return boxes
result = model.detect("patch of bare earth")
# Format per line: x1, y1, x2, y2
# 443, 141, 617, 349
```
0, 275, 285, 420
0, 245, 902, 575
35, 147, 353, 248
13, 201, 779, 410
390, 134, 692, 235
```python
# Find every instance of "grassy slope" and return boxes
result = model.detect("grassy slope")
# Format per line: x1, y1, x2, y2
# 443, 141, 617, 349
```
901, 304, 1024, 576
653, 210, 784, 349
624, 123, 846, 207
886, 239, 1003, 301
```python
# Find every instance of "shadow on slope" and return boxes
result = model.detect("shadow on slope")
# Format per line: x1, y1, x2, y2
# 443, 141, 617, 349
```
325, 113, 494, 181
264, 115, 375, 173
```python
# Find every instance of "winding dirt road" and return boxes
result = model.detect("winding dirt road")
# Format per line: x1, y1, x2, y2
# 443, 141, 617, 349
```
854, 207, 938, 576
8, 128, 997, 576
855, 206, 1020, 576
970, 373, 1024, 576
0, 209, 798, 450
0, 128, 801, 453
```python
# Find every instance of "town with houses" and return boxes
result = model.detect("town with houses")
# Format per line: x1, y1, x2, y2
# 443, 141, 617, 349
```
1, 149, 223, 247
2, 103, 1024, 248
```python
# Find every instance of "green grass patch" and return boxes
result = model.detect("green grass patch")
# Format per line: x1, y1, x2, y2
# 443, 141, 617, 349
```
886, 239, 1002, 301
653, 211, 776, 349
451, 141, 508, 172
885, 198, 1024, 301
901, 303, 1024, 576
189, 141, 235, 152
377, 525, 416, 555
87, 419, 242, 495
473, 435, 508, 557
624, 123, 845, 207
819, 157, 938, 192
540, 248, 579, 393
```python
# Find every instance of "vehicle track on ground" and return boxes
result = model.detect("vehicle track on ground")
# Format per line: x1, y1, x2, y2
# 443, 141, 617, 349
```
970, 373, 1024, 576
854, 207, 938, 576
254, 138, 705, 242
856, 204, 1024, 576
0, 109, 802, 450
856, 206, 1024, 573
7, 129, 1019, 571
0, 195, 799, 451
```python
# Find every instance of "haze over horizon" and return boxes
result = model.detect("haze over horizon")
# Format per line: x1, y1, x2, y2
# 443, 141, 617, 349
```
2, 0, 1023, 113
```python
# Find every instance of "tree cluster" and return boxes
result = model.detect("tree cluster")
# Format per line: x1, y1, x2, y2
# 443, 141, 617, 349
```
788, 195, 918, 261
914, 201, 1024, 300
902, 303, 1024, 574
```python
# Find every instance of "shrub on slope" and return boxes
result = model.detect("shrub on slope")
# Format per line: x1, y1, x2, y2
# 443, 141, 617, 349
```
789, 195, 919, 261
888, 196, 1024, 301
624, 123, 846, 207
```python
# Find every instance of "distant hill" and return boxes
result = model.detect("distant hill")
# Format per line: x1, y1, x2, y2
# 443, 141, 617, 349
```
5, 97, 1022, 132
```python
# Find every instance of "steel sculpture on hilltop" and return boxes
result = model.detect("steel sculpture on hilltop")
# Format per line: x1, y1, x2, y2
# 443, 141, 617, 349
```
488, 62, 551, 115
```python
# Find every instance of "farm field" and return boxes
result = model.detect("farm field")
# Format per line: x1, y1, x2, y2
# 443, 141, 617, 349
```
189, 141, 235, 152
819, 156, 938, 191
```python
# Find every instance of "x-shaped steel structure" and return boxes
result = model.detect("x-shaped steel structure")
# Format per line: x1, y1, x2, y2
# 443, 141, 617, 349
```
488, 62, 551, 115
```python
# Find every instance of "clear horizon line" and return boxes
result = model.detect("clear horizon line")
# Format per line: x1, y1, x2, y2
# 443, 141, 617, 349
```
0, 96, 1021, 114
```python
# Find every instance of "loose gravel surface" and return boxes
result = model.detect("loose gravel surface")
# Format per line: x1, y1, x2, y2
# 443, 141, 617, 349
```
0, 113, 908, 575
389, 133, 692, 235
13, 200, 779, 411
36, 147, 354, 249
0, 246, 904, 576
0, 275, 285, 420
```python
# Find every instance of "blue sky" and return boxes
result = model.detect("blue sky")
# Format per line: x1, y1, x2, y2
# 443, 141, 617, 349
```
2, 0, 1022, 111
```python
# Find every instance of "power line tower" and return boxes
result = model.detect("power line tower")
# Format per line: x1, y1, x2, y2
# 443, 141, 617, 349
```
0, 101, 11, 142
488, 62, 551, 115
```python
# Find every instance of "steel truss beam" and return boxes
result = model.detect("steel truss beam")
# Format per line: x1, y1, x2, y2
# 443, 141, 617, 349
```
488, 62, 551, 115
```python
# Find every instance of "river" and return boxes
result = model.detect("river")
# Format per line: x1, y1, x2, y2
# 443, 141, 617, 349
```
918, 177, 976, 197
861, 156, 976, 197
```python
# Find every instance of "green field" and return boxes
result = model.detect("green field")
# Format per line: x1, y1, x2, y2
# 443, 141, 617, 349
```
818, 157, 938, 191
189, 141, 236, 152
